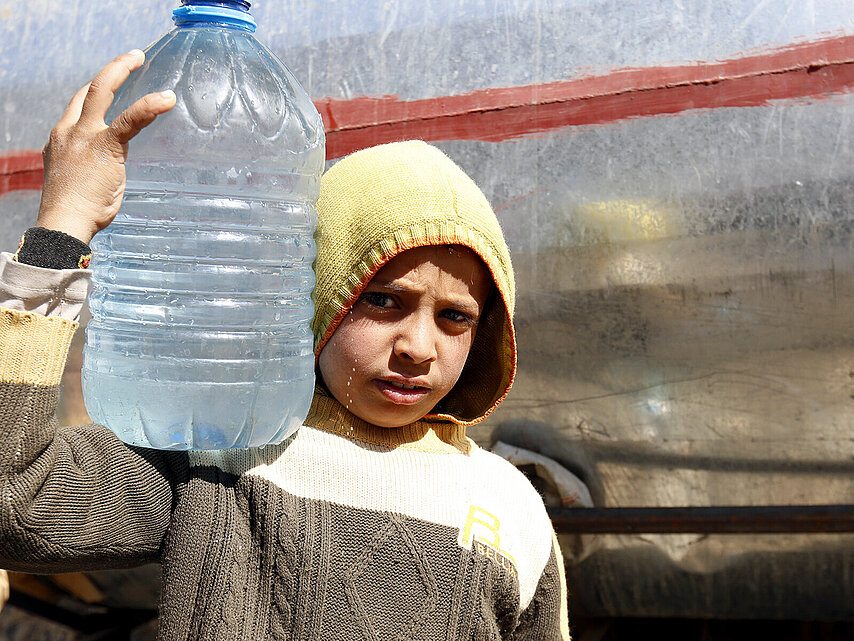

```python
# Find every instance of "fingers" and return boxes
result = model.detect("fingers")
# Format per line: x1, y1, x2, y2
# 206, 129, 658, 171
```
77, 49, 145, 128
56, 83, 92, 129
108, 90, 176, 145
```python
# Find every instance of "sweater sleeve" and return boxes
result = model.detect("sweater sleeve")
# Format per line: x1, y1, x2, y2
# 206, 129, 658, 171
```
510, 531, 572, 641
0, 251, 90, 321
0, 263, 182, 573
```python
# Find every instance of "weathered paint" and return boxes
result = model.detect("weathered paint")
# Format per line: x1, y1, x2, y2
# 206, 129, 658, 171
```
0, 151, 42, 196
3, 33, 852, 194
317, 33, 854, 157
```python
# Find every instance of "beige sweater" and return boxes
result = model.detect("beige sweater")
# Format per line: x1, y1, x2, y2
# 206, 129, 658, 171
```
0, 252, 570, 640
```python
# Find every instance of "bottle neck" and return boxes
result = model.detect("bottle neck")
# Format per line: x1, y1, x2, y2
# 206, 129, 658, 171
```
173, 1, 256, 33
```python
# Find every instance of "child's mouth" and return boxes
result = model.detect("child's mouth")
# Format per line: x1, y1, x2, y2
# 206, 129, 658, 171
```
375, 379, 430, 404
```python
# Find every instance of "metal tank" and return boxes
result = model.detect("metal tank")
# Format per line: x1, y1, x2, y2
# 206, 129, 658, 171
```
2, 0, 854, 622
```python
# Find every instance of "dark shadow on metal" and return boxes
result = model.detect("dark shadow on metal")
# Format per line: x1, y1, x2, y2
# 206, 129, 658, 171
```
549, 505, 854, 534
580, 441, 854, 476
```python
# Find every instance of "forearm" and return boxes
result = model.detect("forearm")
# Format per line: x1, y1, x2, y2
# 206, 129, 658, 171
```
0, 225, 92, 321
0, 51, 184, 572
0, 254, 88, 319
0, 246, 178, 572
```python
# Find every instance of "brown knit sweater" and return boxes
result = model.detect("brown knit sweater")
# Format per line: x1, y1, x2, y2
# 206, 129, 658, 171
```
0, 252, 570, 640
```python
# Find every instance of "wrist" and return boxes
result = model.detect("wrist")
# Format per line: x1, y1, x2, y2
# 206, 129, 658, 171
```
13, 227, 93, 270
36, 209, 98, 245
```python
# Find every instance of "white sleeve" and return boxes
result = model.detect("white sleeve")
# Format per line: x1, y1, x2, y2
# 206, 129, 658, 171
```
0, 252, 90, 321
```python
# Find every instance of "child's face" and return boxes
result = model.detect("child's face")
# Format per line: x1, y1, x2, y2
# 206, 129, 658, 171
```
318, 245, 491, 427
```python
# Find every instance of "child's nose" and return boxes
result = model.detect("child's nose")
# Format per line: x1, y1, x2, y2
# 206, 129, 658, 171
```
393, 314, 438, 364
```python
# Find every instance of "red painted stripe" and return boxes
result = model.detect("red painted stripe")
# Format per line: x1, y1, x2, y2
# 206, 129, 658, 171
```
0, 150, 43, 195
2, 33, 852, 195
318, 33, 854, 158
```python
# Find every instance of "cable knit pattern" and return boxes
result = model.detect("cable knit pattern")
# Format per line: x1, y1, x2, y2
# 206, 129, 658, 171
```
1, 375, 568, 640
343, 513, 439, 640
271, 499, 296, 639
1, 138, 570, 639
220, 488, 252, 638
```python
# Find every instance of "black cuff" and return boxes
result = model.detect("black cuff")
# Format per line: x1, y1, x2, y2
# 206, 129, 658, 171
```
13, 227, 93, 270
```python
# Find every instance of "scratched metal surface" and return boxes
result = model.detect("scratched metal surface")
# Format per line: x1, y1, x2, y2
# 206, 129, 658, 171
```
452, 97, 854, 617
2, 0, 854, 619
1, 0, 851, 153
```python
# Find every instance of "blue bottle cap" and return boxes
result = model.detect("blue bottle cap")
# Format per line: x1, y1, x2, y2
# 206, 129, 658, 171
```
173, 1, 257, 32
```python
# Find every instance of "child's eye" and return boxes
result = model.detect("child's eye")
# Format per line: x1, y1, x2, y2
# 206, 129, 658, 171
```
362, 292, 396, 309
440, 309, 475, 325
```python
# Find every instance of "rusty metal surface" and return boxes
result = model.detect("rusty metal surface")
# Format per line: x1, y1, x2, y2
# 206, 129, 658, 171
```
549, 506, 854, 534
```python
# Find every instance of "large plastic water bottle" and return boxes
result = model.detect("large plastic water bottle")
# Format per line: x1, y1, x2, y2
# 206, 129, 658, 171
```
81, 0, 325, 450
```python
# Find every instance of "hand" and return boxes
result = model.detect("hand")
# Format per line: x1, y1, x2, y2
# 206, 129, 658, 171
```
36, 50, 176, 244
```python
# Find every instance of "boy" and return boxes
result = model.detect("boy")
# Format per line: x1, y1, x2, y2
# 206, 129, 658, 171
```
0, 51, 570, 640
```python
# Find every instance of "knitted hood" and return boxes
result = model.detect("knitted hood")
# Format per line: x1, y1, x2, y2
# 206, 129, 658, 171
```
311, 141, 516, 426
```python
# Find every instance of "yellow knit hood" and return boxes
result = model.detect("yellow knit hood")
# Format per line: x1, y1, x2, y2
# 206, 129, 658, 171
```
311, 140, 516, 426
